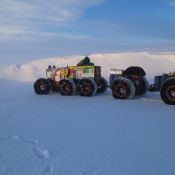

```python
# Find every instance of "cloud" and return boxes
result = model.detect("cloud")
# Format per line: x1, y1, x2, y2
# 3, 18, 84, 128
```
168, 0, 175, 6
0, 0, 104, 34
0, 24, 28, 34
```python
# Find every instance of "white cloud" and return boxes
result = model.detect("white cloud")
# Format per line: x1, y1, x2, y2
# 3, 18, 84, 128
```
0, 26, 92, 42
0, 25, 27, 34
168, 0, 175, 6
0, 0, 104, 46
0, 0, 104, 32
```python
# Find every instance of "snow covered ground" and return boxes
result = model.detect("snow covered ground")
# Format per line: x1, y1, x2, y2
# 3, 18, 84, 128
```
0, 52, 175, 175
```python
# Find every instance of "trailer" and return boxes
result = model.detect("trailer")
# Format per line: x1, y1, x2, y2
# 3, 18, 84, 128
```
148, 72, 175, 105
109, 66, 148, 99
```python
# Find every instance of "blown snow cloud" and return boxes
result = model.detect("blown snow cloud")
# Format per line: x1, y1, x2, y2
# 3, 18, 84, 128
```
1, 52, 175, 82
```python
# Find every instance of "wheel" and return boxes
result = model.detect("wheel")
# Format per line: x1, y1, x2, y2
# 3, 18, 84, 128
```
160, 78, 175, 105
77, 78, 97, 97
59, 78, 76, 96
128, 76, 148, 95
111, 77, 135, 99
124, 66, 147, 96
97, 77, 108, 93
136, 77, 148, 95
34, 78, 51, 95
124, 66, 146, 76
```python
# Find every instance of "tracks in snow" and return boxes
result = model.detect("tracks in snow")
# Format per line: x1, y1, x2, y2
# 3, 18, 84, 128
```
0, 135, 54, 175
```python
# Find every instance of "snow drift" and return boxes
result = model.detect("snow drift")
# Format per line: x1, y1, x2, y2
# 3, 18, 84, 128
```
0, 52, 175, 82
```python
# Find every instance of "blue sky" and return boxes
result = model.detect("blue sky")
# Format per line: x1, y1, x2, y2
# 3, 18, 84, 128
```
0, 0, 175, 65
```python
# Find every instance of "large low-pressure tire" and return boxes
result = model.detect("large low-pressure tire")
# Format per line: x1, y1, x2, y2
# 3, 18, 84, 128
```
97, 77, 108, 93
59, 78, 76, 96
111, 77, 135, 99
124, 66, 146, 76
137, 77, 147, 95
77, 78, 97, 97
34, 78, 51, 95
160, 78, 175, 105
124, 66, 147, 96
131, 76, 148, 96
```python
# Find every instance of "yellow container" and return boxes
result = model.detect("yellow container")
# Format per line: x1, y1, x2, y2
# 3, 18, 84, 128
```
60, 67, 68, 79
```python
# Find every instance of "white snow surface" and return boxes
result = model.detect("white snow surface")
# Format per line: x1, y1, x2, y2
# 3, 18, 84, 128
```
1, 52, 175, 82
0, 52, 175, 175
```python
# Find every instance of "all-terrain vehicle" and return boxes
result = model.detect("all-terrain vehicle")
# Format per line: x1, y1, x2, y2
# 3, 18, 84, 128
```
148, 72, 175, 105
109, 66, 148, 99
34, 57, 107, 97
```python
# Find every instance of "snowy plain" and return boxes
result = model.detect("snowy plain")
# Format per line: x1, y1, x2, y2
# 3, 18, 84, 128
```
0, 52, 175, 175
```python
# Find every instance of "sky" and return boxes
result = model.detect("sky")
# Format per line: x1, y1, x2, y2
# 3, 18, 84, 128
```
1, 0, 175, 65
